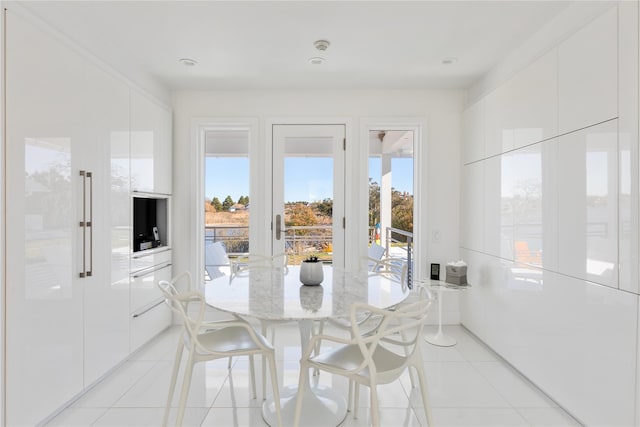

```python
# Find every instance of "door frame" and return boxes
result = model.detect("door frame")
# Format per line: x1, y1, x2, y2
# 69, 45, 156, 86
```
359, 117, 425, 280
190, 117, 260, 287
271, 123, 346, 268
266, 118, 353, 269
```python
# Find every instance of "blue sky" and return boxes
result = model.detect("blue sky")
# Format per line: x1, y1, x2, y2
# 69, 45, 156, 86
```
205, 157, 414, 203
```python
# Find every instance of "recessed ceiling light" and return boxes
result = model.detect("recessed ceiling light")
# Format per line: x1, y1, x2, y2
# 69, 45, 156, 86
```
314, 40, 330, 51
441, 57, 458, 65
179, 58, 198, 67
309, 57, 325, 65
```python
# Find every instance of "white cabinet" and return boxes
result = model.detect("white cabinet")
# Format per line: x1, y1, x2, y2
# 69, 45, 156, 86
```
130, 249, 172, 351
82, 61, 131, 386
557, 120, 618, 289
483, 155, 510, 258
130, 90, 172, 195
461, 162, 484, 252
485, 49, 558, 157
559, 6, 618, 134
5, 12, 86, 425
4, 9, 172, 425
484, 86, 515, 157
618, 0, 639, 294
461, 99, 485, 164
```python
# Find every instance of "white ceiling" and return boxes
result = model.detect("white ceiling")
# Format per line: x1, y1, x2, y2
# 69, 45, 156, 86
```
18, 1, 571, 92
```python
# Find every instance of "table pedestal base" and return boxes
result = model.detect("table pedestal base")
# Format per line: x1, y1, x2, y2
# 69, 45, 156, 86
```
424, 330, 457, 347
262, 384, 347, 427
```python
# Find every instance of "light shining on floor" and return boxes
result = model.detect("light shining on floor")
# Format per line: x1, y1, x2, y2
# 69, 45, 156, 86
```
46, 324, 581, 427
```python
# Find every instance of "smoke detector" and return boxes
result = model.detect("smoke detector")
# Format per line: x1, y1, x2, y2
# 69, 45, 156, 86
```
314, 40, 330, 51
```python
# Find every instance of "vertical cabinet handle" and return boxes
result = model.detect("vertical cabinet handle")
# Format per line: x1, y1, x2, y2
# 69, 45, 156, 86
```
78, 170, 93, 278
86, 171, 93, 277
79, 170, 87, 278
275, 214, 282, 240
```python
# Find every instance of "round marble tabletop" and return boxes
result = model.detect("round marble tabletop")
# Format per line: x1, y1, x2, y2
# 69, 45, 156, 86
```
204, 264, 410, 321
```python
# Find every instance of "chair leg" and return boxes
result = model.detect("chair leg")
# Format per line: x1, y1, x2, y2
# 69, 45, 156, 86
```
293, 361, 310, 427
312, 320, 323, 377
354, 382, 360, 419
249, 355, 257, 399
400, 328, 417, 389
162, 342, 184, 427
261, 322, 268, 400
347, 380, 353, 412
267, 352, 283, 427
414, 363, 433, 427
176, 353, 196, 427
370, 383, 380, 427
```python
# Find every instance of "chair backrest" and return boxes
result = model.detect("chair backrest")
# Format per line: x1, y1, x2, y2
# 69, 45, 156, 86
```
231, 253, 288, 277
350, 286, 432, 372
371, 257, 408, 291
205, 242, 230, 279
367, 243, 387, 270
158, 272, 207, 346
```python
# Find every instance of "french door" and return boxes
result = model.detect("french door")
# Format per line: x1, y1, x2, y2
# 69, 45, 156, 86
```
272, 124, 346, 268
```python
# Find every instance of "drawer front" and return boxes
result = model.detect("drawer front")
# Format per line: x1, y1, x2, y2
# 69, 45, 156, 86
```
130, 302, 171, 352
131, 248, 172, 273
131, 263, 172, 312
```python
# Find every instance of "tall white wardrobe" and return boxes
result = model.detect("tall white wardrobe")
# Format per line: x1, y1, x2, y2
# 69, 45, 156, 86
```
3, 8, 173, 426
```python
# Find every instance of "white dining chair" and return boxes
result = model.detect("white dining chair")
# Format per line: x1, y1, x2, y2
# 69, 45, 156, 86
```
293, 287, 433, 427
158, 271, 283, 427
228, 253, 290, 399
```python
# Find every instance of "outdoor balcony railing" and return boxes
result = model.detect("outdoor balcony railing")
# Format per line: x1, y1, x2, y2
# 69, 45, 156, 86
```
205, 224, 414, 284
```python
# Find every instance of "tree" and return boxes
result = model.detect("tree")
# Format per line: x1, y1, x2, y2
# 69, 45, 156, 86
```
286, 203, 318, 227
314, 198, 333, 217
237, 195, 249, 206
222, 195, 235, 211
368, 178, 380, 227
392, 197, 413, 239
210, 197, 222, 211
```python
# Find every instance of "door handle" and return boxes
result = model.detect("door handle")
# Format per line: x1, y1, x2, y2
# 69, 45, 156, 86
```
275, 214, 282, 240
78, 170, 93, 278
86, 171, 93, 277
79, 170, 87, 278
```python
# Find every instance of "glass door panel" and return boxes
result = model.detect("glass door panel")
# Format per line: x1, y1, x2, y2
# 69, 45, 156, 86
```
273, 125, 345, 268
204, 129, 250, 280
368, 130, 415, 280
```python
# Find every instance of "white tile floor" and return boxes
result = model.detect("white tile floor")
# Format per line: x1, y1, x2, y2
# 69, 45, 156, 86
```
46, 324, 581, 427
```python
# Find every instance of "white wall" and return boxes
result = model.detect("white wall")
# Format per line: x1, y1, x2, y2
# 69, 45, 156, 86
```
171, 89, 465, 323
461, 2, 639, 426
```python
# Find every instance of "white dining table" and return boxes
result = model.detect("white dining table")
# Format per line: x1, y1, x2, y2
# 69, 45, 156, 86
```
205, 264, 410, 427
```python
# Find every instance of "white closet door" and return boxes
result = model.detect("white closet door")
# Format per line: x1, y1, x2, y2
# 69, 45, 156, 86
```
82, 61, 131, 385
130, 90, 172, 195
5, 10, 85, 425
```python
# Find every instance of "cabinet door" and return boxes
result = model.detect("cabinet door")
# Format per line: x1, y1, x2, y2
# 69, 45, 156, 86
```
618, 0, 639, 294
461, 99, 485, 164
559, 7, 617, 134
557, 120, 618, 288
130, 90, 172, 194
82, 62, 131, 385
130, 263, 172, 351
5, 11, 85, 425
